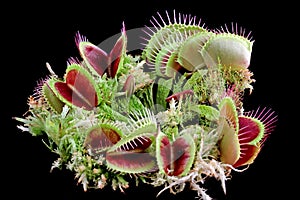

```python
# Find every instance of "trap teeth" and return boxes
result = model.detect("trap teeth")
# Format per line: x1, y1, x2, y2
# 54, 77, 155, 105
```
142, 11, 254, 76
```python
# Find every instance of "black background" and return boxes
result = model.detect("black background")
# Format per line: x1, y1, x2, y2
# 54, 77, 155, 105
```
3, 1, 297, 199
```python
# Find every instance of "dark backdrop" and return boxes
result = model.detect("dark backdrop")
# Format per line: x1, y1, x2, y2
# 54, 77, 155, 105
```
3, 1, 296, 199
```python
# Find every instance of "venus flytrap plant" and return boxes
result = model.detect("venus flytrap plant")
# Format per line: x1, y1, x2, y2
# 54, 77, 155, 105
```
14, 9, 278, 200
75, 22, 127, 79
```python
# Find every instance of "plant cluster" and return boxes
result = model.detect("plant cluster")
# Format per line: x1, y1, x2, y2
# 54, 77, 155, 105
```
14, 10, 277, 199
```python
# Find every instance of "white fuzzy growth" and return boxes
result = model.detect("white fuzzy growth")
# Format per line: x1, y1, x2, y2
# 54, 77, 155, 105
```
46, 62, 57, 77
16, 125, 29, 132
